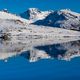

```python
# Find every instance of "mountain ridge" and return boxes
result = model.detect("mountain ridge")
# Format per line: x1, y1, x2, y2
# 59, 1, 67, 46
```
32, 9, 80, 31
1, 8, 80, 31
0, 8, 80, 40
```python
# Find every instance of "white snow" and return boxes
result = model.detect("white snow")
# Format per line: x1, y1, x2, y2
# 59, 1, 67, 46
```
60, 9, 80, 17
0, 36, 80, 61
0, 11, 30, 24
0, 9, 80, 62
0, 10, 80, 39
30, 11, 51, 22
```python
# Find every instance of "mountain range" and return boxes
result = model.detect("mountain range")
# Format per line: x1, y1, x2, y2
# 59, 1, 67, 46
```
0, 8, 80, 62
20, 8, 80, 31
0, 8, 80, 39
0, 8, 80, 40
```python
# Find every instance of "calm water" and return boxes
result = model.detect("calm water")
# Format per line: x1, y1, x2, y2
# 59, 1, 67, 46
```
0, 37, 80, 80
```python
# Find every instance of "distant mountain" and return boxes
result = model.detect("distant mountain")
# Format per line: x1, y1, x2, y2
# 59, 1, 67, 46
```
0, 8, 80, 40
1, 8, 80, 32
33, 9, 80, 31
0, 8, 80, 62
20, 8, 52, 22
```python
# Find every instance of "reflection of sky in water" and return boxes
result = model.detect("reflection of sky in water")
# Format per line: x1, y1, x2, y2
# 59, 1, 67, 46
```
0, 57, 80, 80
0, 37, 80, 80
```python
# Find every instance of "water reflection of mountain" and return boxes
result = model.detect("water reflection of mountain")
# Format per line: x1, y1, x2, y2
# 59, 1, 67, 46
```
0, 37, 80, 62
35, 40, 80, 61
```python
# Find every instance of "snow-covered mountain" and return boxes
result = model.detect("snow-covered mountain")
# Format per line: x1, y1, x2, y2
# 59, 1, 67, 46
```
0, 8, 80, 62
0, 9, 30, 23
0, 8, 80, 40
1, 8, 80, 33
33, 9, 80, 31
20, 8, 52, 22
0, 9, 80, 40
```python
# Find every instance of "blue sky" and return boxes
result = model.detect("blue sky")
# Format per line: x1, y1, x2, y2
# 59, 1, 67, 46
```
0, 0, 80, 14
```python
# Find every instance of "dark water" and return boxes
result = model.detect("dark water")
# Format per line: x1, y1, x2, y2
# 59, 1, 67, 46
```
0, 38, 80, 80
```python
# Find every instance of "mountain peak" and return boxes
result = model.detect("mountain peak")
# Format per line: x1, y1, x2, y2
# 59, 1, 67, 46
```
28, 8, 41, 13
27, 8, 41, 19
20, 8, 51, 21
20, 8, 41, 20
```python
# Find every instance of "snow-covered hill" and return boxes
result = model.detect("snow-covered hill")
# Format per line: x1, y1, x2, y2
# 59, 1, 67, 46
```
33, 9, 80, 31
0, 10, 30, 23
0, 9, 80, 40
20, 8, 52, 22
0, 8, 80, 62
2, 8, 79, 31
0, 20, 80, 40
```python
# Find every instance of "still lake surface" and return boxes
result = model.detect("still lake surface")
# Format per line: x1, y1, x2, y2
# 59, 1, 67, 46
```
0, 37, 80, 80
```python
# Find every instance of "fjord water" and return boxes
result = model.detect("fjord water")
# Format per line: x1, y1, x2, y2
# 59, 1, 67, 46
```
0, 37, 80, 80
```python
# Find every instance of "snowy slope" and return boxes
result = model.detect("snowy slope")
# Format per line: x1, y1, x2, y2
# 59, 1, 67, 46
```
33, 9, 80, 31
0, 9, 80, 40
0, 8, 80, 62
0, 11, 30, 24
0, 20, 80, 40
20, 8, 52, 22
